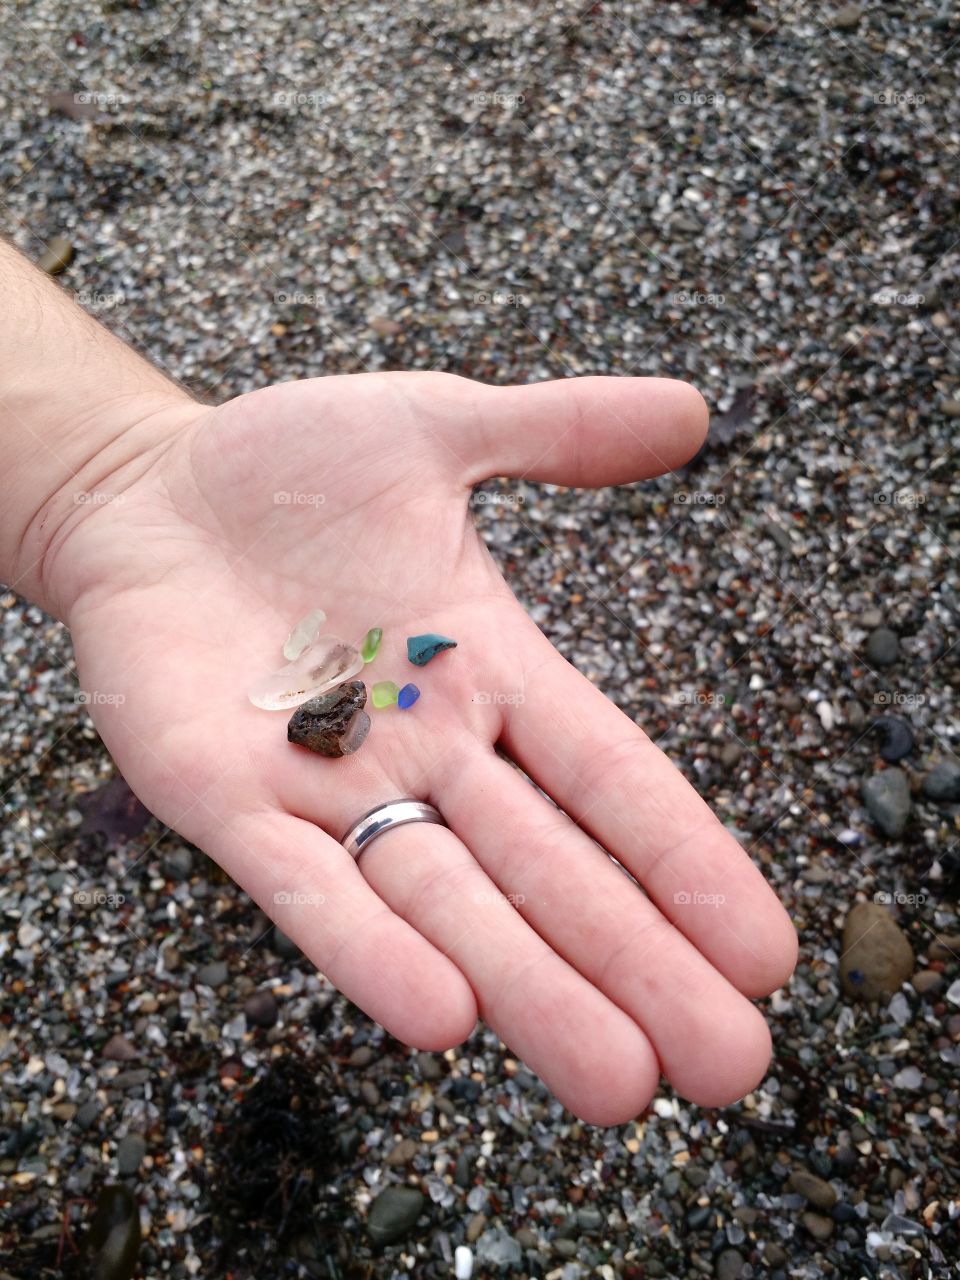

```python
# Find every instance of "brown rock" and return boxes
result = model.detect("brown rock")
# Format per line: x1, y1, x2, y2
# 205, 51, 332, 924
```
37, 236, 74, 275
287, 681, 369, 757
802, 1211, 834, 1241
370, 315, 403, 337
789, 1169, 838, 1210
102, 1033, 137, 1061
386, 1137, 418, 1166
912, 969, 943, 996
840, 902, 913, 999
243, 989, 278, 1028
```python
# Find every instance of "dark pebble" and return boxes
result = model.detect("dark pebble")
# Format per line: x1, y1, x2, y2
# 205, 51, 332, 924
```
196, 960, 229, 988
243, 989, 278, 1028
873, 715, 915, 762
922, 761, 960, 803
367, 1185, 426, 1246
86, 1184, 141, 1280
866, 626, 899, 666
687, 1205, 713, 1230
116, 1133, 146, 1176
716, 1248, 746, 1280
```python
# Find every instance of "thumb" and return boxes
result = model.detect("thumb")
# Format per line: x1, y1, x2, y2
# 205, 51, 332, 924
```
453, 375, 709, 486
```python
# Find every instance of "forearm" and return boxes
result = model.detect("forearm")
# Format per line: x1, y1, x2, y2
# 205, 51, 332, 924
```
0, 239, 198, 618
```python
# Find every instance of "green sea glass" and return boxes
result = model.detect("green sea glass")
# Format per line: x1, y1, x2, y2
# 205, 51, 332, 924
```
362, 627, 383, 663
371, 680, 399, 708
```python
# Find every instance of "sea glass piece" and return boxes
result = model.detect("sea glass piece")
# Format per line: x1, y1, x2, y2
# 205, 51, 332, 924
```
361, 627, 383, 663
287, 682, 370, 757
283, 608, 326, 661
397, 682, 420, 709
248, 635, 363, 710
407, 633, 457, 666
372, 680, 400, 708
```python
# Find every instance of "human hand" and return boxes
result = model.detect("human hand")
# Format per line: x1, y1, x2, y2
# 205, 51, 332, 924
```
54, 371, 796, 1124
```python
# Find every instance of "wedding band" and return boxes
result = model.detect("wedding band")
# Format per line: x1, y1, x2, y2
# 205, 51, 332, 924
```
341, 799, 446, 860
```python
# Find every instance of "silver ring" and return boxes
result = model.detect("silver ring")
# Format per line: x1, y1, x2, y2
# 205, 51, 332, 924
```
341, 799, 446, 860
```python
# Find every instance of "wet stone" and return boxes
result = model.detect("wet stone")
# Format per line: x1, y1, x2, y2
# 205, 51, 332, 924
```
116, 1133, 146, 1176
196, 961, 228, 988
922, 761, 960, 803
862, 768, 911, 837
840, 902, 914, 999
86, 1184, 141, 1280
873, 716, 915, 763
287, 681, 369, 756
865, 626, 899, 666
243, 989, 278, 1028
789, 1169, 838, 1210
367, 1185, 426, 1246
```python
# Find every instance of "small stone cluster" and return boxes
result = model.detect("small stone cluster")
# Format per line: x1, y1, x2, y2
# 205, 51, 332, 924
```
247, 612, 456, 757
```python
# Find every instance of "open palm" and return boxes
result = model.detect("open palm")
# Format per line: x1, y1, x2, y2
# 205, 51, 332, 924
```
61, 371, 796, 1124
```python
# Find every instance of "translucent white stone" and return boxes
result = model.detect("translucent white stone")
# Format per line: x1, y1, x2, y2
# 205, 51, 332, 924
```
248, 636, 363, 710
283, 608, 326, 660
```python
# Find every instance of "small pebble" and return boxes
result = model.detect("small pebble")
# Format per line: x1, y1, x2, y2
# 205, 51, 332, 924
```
921, 761, 960, 803
865, 626, 899, 667
861, 768, 911, 837
243, 989, 279, 1028
37, 235, 74, 274
115, 1133, 147, 1176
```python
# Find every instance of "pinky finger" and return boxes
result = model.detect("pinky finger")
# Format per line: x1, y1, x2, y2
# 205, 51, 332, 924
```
211, 812, 479, 1050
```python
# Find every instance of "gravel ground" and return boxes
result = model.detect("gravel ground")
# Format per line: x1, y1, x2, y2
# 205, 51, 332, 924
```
2, 1, 959, 1277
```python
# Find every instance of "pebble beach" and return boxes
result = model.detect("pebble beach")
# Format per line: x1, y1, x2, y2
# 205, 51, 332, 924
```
1, 1, 958, 1277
